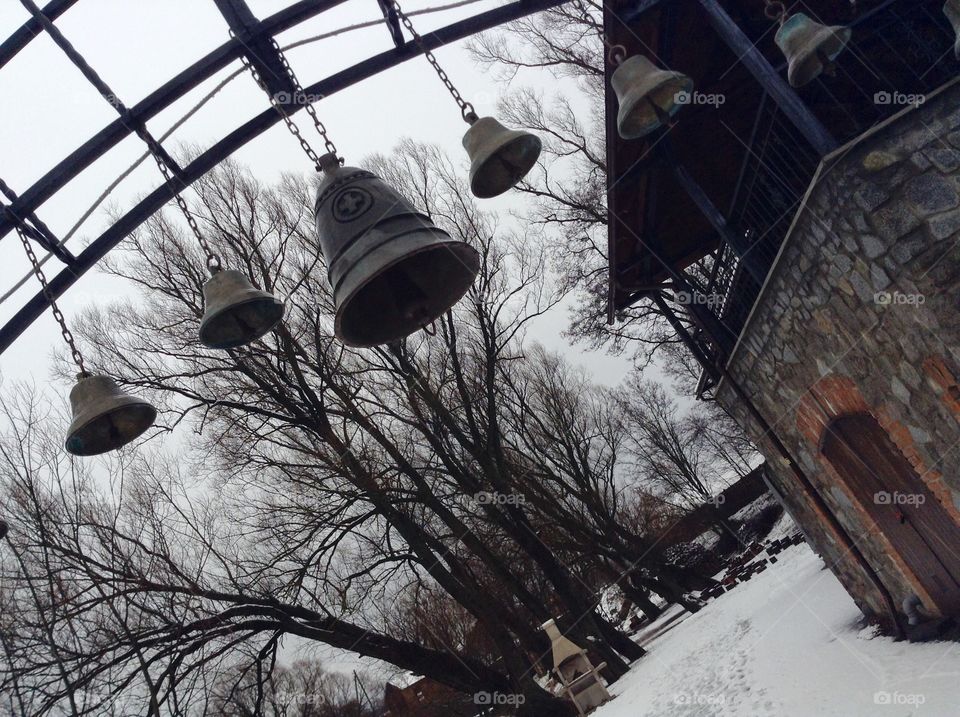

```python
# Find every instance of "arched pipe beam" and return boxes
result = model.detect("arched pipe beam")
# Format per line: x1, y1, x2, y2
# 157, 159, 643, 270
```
0, 0, 567, 355
0, 0, 78, 69
0, 0, 352, 242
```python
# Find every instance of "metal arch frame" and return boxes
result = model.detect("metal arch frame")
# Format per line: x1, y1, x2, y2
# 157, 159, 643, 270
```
0, 0, 567, 355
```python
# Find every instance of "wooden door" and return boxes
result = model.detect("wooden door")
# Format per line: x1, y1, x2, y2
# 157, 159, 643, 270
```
822, 413, 960, 615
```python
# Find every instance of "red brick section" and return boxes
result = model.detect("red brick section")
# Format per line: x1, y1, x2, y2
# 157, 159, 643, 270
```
795, 373, 960, 616
923, 356, 960, 415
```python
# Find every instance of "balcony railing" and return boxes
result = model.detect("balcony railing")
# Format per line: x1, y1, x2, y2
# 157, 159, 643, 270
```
692, 0, 958, 395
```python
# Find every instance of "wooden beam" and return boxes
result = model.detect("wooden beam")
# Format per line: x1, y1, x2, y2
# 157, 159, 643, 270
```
696, 0, 837, 157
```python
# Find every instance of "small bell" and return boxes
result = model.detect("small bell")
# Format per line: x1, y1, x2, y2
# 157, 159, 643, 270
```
945, 0, 960, 60
198, 269, 285, 349
462, 116, 542, 198
612, 55, 693, 140
314, 153, 480, 347
65, 374, 157, 456
775, 13, 851, 88
0, 519, 7, 540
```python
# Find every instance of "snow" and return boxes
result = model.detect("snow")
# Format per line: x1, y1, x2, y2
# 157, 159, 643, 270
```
594, 542, 960, 716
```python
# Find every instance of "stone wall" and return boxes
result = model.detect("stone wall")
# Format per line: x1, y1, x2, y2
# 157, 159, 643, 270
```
716, 79, 960, 624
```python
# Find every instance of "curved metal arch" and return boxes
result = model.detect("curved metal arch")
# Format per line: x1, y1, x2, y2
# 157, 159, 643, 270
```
0, 0, 566, 355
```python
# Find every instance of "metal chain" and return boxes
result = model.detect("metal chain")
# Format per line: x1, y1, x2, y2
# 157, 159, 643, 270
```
147, 151, 222, 272
763, 0, 787, 24
390, 0, 477, 123
12, 220, 86, 374
570, 0, 626, 65
233, 33, 339, 168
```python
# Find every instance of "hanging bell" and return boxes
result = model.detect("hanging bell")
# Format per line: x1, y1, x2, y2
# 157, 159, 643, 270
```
314, 153, 480, 347
65, 374, 157, 456
0, 519, 7, 540
775, 13, 851, 88
945, 0, 960, 60
612, 55, 693, 140
462, 116, 542, 198
198, 269, 285, 349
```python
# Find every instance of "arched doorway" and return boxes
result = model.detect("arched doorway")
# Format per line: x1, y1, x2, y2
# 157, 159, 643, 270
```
821, 413, 960, 615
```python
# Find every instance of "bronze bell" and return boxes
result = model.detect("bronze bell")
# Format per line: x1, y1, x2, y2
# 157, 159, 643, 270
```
198, 269, 285, 349
775, 13, 851, 88
945, 0, 960, 60
612, 55, 694, 140
65, 374, 157, 456
313, 153, 480, 347
462, 116, 542, 198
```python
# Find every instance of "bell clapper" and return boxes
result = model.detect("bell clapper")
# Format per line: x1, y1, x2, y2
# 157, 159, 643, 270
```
646, 95, 676, 130
817, 48, 838, 77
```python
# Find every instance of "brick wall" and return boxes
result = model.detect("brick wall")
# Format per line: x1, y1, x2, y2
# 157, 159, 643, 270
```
716, 78, 960, 623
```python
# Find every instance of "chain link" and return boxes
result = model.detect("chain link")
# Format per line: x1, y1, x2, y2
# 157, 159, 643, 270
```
12, 220, 86, 375
570, 0, 626, 65
233, 32, 340, 168
390, 0, 476, 123
763, 0, 787, 23
148, 151, 222, 272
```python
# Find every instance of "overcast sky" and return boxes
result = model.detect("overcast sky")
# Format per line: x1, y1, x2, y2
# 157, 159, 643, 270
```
0, 0, 633, 391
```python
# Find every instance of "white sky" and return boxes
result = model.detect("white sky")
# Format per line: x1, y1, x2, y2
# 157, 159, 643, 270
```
0, 0, 633, 390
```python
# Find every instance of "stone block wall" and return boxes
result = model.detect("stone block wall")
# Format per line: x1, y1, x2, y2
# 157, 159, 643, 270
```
716, 79, 960, 624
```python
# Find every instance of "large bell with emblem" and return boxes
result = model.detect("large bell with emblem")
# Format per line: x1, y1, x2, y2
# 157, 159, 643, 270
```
462, 115, 541, 198
314, 153, 480, 347
198, 269, 285, 349
775, 13, 851, 88
612, 54, 693, 139
945, 0, 960, 59
65, 374, 157, 456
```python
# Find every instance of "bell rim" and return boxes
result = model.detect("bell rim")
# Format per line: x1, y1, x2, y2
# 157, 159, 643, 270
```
198, 295, 285, 349
333, 240, 481, 348
468, 132, 543, 199
65, 399, 157, 456
617, 72, 693, 140
785, 25, 851, 87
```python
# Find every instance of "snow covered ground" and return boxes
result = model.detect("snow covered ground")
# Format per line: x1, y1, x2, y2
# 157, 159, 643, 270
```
594, 542, 960, 716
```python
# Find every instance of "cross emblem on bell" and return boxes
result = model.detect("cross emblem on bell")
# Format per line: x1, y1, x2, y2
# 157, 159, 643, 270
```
332, 187, 373, 222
